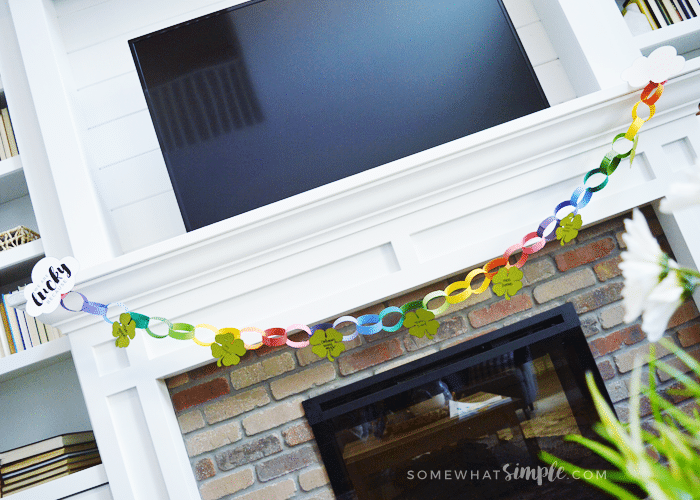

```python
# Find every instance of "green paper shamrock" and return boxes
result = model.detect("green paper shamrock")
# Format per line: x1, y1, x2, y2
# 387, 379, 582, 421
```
556, 212, 582, 246
404, 309, 439, 340
492, 266, 524, 301
309, 328, 346, 362
112, 313, 136, 348
211, 332, 247, 367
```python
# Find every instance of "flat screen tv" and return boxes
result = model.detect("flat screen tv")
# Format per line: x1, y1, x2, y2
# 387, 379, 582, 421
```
129, 0, 549, 232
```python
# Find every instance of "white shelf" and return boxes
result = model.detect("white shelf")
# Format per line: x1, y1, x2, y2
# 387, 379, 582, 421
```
0, 238, 43, 273
6, 464, 108, 500
0, 154, 21, 179
635, 17, 700, 56
0, 155, 27, 207
0, 334, 70, 383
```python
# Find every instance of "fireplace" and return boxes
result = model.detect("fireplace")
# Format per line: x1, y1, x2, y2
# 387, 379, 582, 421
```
165, 208, 700, 500
303, 303, 614, 500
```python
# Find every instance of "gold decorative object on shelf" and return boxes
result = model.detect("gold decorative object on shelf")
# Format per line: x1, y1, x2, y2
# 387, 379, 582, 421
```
0, 226, 40, 252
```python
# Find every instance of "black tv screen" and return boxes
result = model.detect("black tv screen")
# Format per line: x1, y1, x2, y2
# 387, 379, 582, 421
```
130, 0, 548, 232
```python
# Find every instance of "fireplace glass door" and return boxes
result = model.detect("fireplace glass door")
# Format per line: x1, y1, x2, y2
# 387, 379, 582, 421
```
304, 304, 618, 500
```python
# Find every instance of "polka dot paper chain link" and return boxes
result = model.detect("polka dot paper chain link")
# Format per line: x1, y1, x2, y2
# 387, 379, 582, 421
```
59, 82, 664, 365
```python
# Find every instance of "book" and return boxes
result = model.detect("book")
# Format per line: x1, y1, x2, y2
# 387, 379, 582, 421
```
655, 0, 675, 23
1, 297, 24, 352
645, 0, 670, 26
681, 0, 697, 15
1, 460, 100, 496
24, 314, 41, 347
0, 442, 97, 475
672, 0, 689, 17
0, 327, 5, 358
36, 320, 49, 344
624, 0, 659, 29
0, 301, 15, 354
0, 109, 18, 157
46, 323, 57, 342
0, 431, 95, 467
13, 308, 32, 349
662, 0, 684, 21
2, 456, 101, 491
1, 450, 100, 481
0, 113, 10, 160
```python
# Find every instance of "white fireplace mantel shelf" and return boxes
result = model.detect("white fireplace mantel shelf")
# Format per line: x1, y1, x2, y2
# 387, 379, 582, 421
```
37, 61, 700, 336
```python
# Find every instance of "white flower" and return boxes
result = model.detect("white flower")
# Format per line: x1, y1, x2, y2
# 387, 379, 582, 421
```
620, 46, 685, 87
619, 209, 670, 323
641, 271, 683, 342
660, 166, 700, 213
619, 209, 688, 341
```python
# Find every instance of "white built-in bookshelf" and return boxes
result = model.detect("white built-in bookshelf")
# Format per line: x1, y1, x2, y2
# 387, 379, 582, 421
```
0, 0, 698, 499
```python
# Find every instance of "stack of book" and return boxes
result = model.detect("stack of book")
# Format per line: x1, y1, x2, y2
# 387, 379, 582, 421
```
0, 94, 18, 161
0, 431, 101, 496
0, 292, 63, 358
624, 0, 699, 29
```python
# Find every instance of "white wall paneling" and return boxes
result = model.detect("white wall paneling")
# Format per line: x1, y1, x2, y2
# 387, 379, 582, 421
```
7, 0, 119, 265
43, 0, 576, 255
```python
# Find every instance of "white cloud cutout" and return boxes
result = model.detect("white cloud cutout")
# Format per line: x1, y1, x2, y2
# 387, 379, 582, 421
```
620, 46, 685, 88
24, 256, 80, 317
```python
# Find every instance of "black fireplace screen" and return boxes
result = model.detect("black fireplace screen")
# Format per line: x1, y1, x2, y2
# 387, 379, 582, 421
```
303, 304, 616, 500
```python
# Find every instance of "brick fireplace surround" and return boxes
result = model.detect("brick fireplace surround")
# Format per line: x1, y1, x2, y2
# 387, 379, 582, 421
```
165, 205, 700, 500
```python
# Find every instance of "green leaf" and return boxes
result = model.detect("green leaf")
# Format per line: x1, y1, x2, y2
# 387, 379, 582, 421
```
112, 313, 136, 348
539, 451, 642, 500
491, 267, 523, 300
403, 309, 440, 339
210, 331, 246, 367
309, 328, 346, 361
565, 434, 626, 470
556, 213, 582, 246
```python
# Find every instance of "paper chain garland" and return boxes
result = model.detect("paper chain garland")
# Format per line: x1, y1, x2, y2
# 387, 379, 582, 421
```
57, 81, 664, 366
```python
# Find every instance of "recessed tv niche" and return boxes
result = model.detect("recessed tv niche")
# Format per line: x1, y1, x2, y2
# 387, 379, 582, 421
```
129, 0, 549, 232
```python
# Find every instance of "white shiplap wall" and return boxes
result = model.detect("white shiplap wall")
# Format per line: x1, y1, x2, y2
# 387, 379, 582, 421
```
54, 0, 576, 254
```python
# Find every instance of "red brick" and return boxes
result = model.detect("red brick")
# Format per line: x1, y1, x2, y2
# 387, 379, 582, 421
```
467, 294, 533, 328
662, 377, 699, 404
338, 338, 404, 376
172, 378, 231, 412
678, 324, 700, 347
194, 458, 216, 480
589, 325, 645, 357
589, 332, 623, 358
667, 300, 700, 329
554, 237, 616, 272
282, 422, 313, 446
594, 255, 622, 282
